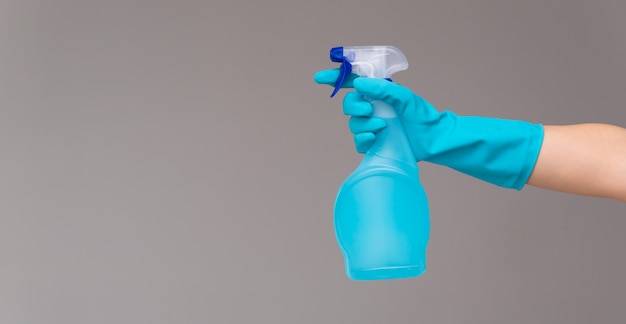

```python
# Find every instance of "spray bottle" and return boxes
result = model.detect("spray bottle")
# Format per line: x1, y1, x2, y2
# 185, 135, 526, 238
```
327, 46, 430, 280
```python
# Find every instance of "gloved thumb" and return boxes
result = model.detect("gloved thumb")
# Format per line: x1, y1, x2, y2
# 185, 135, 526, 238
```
353, 78, 415, 113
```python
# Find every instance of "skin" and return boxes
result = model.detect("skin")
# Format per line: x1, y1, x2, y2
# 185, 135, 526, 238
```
527, 124, 626, 202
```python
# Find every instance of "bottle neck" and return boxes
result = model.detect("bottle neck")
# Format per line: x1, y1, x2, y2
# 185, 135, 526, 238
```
362, 100, 417, 169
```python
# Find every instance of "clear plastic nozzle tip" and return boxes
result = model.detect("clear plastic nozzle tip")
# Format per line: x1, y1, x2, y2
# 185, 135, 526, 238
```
329, 46, 408, 98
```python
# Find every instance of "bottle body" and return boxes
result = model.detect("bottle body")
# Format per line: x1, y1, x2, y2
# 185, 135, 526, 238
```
334, 101, 430, 280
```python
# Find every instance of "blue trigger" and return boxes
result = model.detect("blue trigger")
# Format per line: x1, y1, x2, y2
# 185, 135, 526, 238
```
331, 60, 352, 98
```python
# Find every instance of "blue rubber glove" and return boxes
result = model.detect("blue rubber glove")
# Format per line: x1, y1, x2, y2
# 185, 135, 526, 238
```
315, 69, 544, 190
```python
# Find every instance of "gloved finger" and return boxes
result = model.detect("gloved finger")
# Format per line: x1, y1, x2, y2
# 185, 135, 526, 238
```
353, 77, 415, 108
314, 69, 359, 88
354, 132, 376, 154
349, 116, 386, 134
343, 92, 373, 117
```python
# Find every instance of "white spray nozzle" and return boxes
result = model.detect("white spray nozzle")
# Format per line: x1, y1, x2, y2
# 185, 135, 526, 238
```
329, 45, 408, 97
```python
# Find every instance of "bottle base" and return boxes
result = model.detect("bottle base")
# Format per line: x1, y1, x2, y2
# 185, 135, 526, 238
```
347, 265, 426, 281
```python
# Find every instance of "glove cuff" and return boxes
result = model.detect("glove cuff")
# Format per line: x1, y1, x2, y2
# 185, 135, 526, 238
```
419, 112, 545, 190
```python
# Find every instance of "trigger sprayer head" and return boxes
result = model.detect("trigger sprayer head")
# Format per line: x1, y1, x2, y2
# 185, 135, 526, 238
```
329, 46, 408, 98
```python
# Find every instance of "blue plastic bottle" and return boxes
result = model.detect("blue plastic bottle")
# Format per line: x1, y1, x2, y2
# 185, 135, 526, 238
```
328, 46, 430, 280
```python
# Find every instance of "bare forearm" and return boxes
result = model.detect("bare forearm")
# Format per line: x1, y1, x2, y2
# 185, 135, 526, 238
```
527, 124, 626, 202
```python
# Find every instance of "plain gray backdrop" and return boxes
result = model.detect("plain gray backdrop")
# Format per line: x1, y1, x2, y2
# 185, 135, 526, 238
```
1, 0, 625, 323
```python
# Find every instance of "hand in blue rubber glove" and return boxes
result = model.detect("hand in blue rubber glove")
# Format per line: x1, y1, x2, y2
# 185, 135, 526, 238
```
315, 69, 544, 190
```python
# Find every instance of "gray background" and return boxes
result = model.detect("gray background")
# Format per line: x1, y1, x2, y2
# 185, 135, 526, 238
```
1, 0, 625, 323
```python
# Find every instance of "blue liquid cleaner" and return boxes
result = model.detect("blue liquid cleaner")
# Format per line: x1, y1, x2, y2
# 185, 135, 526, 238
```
334, 101, 430, 280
